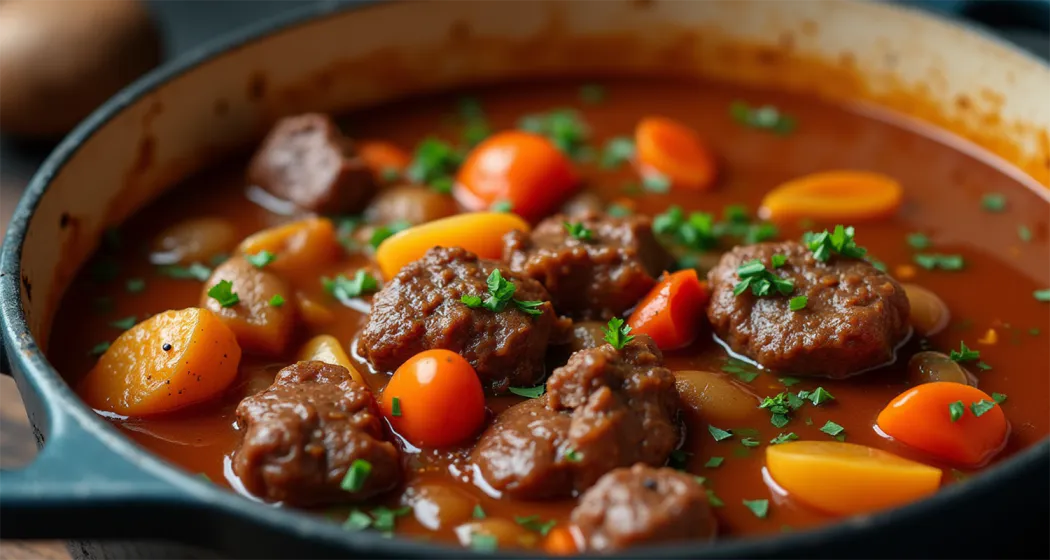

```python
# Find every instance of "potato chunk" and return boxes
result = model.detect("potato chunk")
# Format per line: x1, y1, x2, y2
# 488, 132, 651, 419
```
200, 256, 296, 356
237, 217, 341, 275
79, 308, 241, 416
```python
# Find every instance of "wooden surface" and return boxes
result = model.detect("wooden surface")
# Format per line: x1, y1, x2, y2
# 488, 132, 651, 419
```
1, 168, 72, 559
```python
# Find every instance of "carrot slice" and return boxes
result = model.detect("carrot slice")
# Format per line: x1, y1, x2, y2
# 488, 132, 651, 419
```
454, 131, 578, 220
80, 308, 241, 416
543, 526, 580, 555
357, 140, 411, 175
627, 269, 710, 350
766, 441, 942, 515
759, 170, 903, 223
374, 212, 529, 279
876, 382, 1008, 466
635, 116, 717, 190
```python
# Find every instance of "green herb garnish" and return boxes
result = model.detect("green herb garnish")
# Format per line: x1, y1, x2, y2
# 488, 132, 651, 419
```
89, 341, 111, 356
799, 386, 835, 406
722, 358, 760, 383
268, 294, 285, 308
741, 437, 761, 448
602, 317, 635, 350
490, 200, 513, 213
343, 509, 372, 531
806, 225, 867, 262
704, 456, 724, 468
759, 392, 805, 428
518, 108, 590, 160
733, 259, 794, 297
730, 101, 796, 135
460, 269, 545, 317
949, 341, 980, 362
406, 137, 463, 192
770, 432, 798, 445
126, 278, 145, 294
708, 424, 733, 442
564, 221, 593, 241
642, 174, 671, 194
778, 377, 801, 387
514, 515, 556, 536
820, 420, 846, 440
323, 270, 379, 302
245, 250, 277, 269
391, 397, 402, 417
508, 385, 545, 399
981, 193, 1006, 212
771, 254, 788, 268
948, 401, 965, 422
706, 489, 725, 507
992, 392, 1008, 404
473, 504, 486, 519
914, 253, 965, 271
157, 262, 212, 282
470, 534, 498, 552
207, 280, 240, 308
1018, 225, 1032, 242
789, 296, 808, 311
600, 136, 634, 169
742, 499, 770, 519
109, 316, 136, 330
1035, 289, 1050, 302
668, 449, 691, 470
340, 459, 372, 492
906, 233, 931, 250
564, 448, 581, 462
970, 400, 997, 417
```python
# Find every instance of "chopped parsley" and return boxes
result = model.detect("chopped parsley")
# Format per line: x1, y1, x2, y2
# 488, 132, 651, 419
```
210, 253, 230, 267
704, 456, 724, 468
340, 459, 372, 492
490, 200, 513, 213
970, 400, 997, 417
653, 206, 718, 250
391, 397, 402, 417
343, 509, 373, 531
906, 232, 931, 250
370, 506, 412, 533
742, 499, 770, 519
771, 254, 787, 268
470, 534, 498, 552
722, 358, 760, 383
806, 225, 867, 262
508, 385, 545, 399
406, 137, 463, 192
759, 392, 805, 428
514, 515, 556, 536
778, 377, 801, 387
820, 421, 846, 440
948, 401, 966, 423
245, 250, 277, 269
518, 108, 590, 160
1035, 289, 1050, 302
770, 432, 798, 445
1018, 225, 1032, 242
733, 259, 794, 297
741, 437, 761, 448
268, 294, 285, 308
914, 253, 965, 271
600, 136, 634, 169
708, 424, 733, 442
705, 489, 725, 507
981, 193, 1006, 212
798, 386, 835, 406
89, 341, 111, 356
157, 262, 212, 281
460, 269, 545, 317
607, 203, 632, 217
992, 392, 1008, 404
642, 173, 671, 194
949, 341, 980, 362
977, 361, 993, 371
458, 97, 491, 147
579, 83, 606, 104
603, 317, 635, 350
323, 270, 379, 302
207, 280, 240, 307
729, 101, 796, 135
109, 316, 136, 330
789, 296, 808, 311
125, 278, 145, 293
563, 448, 581, 463
473, 504, 486, 519
564, 221, 593, 240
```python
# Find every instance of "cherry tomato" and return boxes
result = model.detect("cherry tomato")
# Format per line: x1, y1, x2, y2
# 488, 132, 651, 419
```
381, 349, 486, 448
454, 131, 577, 221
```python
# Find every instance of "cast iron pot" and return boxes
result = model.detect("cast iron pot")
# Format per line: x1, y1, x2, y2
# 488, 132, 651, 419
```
1, 1, 1048, 558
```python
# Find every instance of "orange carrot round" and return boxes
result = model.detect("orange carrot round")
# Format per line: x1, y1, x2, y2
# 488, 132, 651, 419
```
759, 170, 903, 223
627, 269, 710, 350
455, 131, 578, 220
357, 140, 411, 175
543, 526, 580, 555
634, 116, 717, 190
766, 441, 942, 515
876, 382, 1008, 466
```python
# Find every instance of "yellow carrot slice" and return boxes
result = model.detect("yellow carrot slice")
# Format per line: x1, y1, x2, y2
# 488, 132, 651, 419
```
80, 308, 241, 416
375, 212, 529, 279
297, 334, 366, 386
238, 217, 342, 274
766, 441, 941, 515
759, 170, 903, 223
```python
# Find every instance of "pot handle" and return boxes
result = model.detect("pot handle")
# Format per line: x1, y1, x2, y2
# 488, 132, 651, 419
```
0, 368, 191, 540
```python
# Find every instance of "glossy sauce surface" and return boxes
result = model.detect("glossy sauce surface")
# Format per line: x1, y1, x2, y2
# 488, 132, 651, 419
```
50, 77, 1049, 543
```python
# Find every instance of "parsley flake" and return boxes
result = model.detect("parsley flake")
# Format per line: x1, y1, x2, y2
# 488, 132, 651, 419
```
914, 253, 965, 271
323, 270, 379, 303
564, 221, 593, 241
733, 259, 794, 297
518, 108, 591, 161
603, 317, 635, 350
157, 262, 212, 282
391, 397, 402, 417
343, 509, 372, 531
730, 101, 796, 135
509, 385, 545, 399
948, 401, 966, 422
369, 220, 411, 248
207, 280, 240, 307
643, 173, 671, 193
460, 269, 546, 317
406, 137, 463, 192
706, 489, 725, 507
89, 341, 111, 356
906, 233, 931, 250
806, 225, 867, 262
949, 341, 980, 362
820, 421, 846, 440
789, 296, 808, 311
705, 456, 724, 468
268, 294, 285, 307
992, 392, 1008, 404
490, 200, 513, 213
771, 254, 788, 268
770, 432, 798, 445
970, 399, 997, 417
600, 136, 634, 169
564, 448, 581, 463
470, 534, 498, 552
1035, 289, 1050, 302
741, 437, 761, 448
340, 459, 372, 492
109, 316, 136, 331
981, 193, 1006, 212
1018, 225, 1032, 242
126, 278, 145, 294
778, 377, 801, 387
473, 504, 486, 519
245, 250, 277, 269
708, 425, 733, 442
742, 499, 770, 519
514, 515, 556, 536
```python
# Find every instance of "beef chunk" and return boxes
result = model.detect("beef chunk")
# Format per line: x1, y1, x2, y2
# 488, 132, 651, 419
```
232, 361, 400, 506
707, 241, 910, 378
471, 336, 680, 498
572, 464, 717, 551
503, 211, 672, 320
361, 247, 564, 392
247, 114, 376, 214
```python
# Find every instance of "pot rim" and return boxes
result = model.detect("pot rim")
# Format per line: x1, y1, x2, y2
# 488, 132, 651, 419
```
1, 1, 1047, 557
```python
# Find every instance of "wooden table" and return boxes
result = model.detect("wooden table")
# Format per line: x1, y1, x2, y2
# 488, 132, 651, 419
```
1, 165, 73, 559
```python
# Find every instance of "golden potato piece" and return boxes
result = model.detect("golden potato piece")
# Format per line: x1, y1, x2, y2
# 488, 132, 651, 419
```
200, 256, 296, 356
238, 217, 342, 275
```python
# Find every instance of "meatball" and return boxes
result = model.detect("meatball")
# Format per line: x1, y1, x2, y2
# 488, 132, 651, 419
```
360, 247, 563, 392
707, 241, 910, 378
503, 211, 672, 320
572, 465, 717, 552
247, 114, 377, 214
471, 335, 680, 498
232, 361, 400, 506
